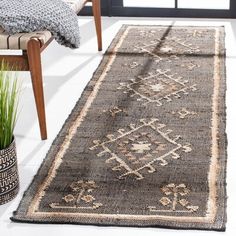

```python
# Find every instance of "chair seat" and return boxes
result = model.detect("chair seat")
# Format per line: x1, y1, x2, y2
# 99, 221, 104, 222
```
64, 0, 87, 13
0, 0, 87, 50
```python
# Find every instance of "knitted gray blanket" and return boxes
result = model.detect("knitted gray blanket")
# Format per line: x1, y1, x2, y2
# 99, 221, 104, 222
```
0, 0, 80, 48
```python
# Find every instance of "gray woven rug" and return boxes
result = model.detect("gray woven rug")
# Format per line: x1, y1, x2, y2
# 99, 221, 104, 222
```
12, 25, 227, 231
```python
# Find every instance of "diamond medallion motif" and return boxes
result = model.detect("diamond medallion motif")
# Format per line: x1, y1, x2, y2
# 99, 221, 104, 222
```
118, 69, 197, 107
90, 119, 192, 180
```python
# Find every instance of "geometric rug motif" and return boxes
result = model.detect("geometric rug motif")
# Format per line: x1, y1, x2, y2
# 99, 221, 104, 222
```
90, 118, 192, 180
117, 69, 197, 107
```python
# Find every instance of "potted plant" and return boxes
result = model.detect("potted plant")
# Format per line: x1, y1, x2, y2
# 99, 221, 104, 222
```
0, 62, 20, 205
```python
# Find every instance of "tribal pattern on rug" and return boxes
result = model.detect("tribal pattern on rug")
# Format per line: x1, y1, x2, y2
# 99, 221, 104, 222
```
11, 25, 227, 231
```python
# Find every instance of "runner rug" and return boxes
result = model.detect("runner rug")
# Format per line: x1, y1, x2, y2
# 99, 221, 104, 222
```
12, 25, 227, 231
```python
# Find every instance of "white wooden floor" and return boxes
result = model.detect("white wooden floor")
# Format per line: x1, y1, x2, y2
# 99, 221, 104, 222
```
0, 17, 236, 236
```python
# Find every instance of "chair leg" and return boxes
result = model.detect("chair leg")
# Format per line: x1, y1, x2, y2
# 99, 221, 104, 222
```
92, 0, 102, 51
27, 39, 47, 140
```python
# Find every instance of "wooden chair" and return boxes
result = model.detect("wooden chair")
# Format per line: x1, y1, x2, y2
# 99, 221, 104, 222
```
0, 0, 102, 140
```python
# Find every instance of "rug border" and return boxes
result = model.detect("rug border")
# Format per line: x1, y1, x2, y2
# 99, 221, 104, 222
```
11, 25, 228, 231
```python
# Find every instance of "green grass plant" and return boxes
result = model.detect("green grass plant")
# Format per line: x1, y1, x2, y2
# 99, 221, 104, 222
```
0, 62, 20, 149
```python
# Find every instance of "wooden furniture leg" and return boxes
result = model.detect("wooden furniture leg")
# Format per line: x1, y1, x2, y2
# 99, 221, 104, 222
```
92, 0, 102, 51
27, 38, 47, 140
